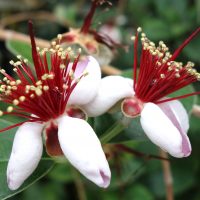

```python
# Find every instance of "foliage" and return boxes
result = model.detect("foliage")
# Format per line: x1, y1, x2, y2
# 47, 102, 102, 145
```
0, 0, 199, 199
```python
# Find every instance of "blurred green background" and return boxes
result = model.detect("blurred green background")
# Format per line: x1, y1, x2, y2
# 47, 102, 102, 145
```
0, 0, 200, 199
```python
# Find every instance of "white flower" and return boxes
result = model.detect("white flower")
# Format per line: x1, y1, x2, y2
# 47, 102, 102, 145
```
82, 75, 191, 158
81, 27, 200, 158
7, 115, 110, 190
1, 26, 110, 190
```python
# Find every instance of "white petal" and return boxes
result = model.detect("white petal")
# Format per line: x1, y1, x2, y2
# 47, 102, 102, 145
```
160, 100, 189, 133
68, 56, 101, 105
140, 103, 185, 158
57, 116, 111, 188
82, 76, 134, 117
7, 122, 44, 190
158, 101, 191, 157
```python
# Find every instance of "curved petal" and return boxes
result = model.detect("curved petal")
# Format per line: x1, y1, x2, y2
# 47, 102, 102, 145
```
140, 103, 190, 158
57, 115, 111, 188
158, 101, 191, 157
68, 56, 101, 105
82, 76, 134, 117
7, 122, 44, 190
160, 100, 189, 132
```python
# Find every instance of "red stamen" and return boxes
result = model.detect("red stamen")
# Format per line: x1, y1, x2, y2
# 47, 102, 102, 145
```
80, 0, 110, 34
0, 23, 88, 132
133, 29, 140, 91
170, 27, 200, 61
133, 27, 200, 103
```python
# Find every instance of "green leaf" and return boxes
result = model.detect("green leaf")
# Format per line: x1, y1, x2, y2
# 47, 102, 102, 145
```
6, 40, 33, 64
0, 118, 54, 199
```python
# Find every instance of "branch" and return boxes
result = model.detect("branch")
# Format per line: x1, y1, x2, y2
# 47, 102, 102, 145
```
159, 150, 174, 200
192, 104, 200, 118
0, 28, 50, 48
0, 11, 72, 29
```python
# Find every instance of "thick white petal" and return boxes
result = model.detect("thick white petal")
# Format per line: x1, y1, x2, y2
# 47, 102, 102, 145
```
57, 116, 111, 188
140, 103, 185, 158
158, 101, 191, 157
68, 56, 101, 105
7, 122, 43, 190
161, 100, 189, 133
82, 76, 134, 117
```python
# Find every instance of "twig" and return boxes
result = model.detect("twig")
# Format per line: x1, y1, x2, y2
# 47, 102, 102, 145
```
159, 150, 174, 200
0, 11, 72, 29
115, 144, 169, 161
101, 65, 122, 75
0, 28, 50, 48
0, 28, 120, 74
71, 168, 87, 200
192, 104, 200, 118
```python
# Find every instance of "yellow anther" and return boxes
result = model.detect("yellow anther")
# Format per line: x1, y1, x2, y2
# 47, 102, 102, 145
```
175, 73, 180, 78
24, 59, 28, 63
63, 84, 68, 89
7, 86, 11, 90
17, 55, 22, 59
15, 61, 22, 66
51, 41, 56, 46
26, 85, 31, 90
9, 60, 15, 65
42, 74, 48, 80
0, 110, 3, 116
160, 74, 165, 78
16, 80, 21, 85
12, 86, 17, 90
13, 99, 19, 105
30, 85, 36, 90
57, 34, 62, 40
19, 96, 26, 102
60, 64, 66, 69
43, 85, 49, 91
36, 80, 42, 86
7, 106, 13, 113
10, 81, 16, 86
30, 94, 35, 98
35, 88, 42, 96
137, 27, 142, 32
48, 74, 54, 79
55, 45, 60, 49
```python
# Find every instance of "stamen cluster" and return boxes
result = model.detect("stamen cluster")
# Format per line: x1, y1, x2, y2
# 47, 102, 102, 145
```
0, 30, 86, 125
132, 27, 200, 103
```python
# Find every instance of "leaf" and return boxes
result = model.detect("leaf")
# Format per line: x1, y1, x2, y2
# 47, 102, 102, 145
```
6, 40, 33, 64
0, 118, 54, 199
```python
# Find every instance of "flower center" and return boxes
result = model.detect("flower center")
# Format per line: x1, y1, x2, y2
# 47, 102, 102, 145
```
121, 96, 143, 118
44, 107, 87, 156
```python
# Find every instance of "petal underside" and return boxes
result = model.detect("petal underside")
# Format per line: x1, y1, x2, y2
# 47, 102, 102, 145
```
57, 115, 111, 188
82, 75, 134, 117
140, 102, 191, 158
68, 56, 101, 105
7, 122, 44, 190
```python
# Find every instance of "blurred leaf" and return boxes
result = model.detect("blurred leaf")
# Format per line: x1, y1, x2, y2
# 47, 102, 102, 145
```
6, 40, 33, 64
54, 4, 77, 24
0, 117, 54, 199
143, 18, 172, 40
182, 35, 200, 62
48, 163, 73, 183
125, 184, 154, 200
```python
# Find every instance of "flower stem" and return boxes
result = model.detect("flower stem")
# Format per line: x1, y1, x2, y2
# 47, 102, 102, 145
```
100, 121, 125, 144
